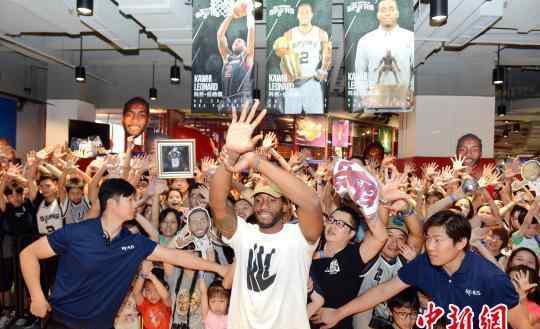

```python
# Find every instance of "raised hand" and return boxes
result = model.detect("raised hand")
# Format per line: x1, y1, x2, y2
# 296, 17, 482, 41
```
511, 270, 538, 300
225, 100, 266, 155
26, 151, 39, 168
64, 155, 80, 173
451, 155, 467, 172
505, 158, 521, 179
381, 155, 396, 168
410, 176, 425, 193
380, 172, 409, 203
399, 244, 417, 262
422, 162, 439, 179
6, 163, 23, 177
403, 161, 416, 176
261, 132, 277, 150
439, 165, 455, 184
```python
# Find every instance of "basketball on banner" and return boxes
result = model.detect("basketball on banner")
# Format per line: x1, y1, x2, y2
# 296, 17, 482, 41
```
266, 0, 332, 115
192, 0, 255, 113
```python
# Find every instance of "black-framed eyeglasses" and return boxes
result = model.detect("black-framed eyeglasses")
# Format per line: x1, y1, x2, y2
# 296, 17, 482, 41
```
325, 217, 355, 230
5, 187, 24, 195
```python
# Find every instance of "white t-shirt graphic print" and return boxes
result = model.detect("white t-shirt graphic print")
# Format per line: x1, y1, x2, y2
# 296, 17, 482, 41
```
224, 218, 317, 329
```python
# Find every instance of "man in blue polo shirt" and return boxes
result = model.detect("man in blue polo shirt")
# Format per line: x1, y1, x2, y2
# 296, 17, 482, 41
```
314, 210, 531, 329
19, 178, 227, 329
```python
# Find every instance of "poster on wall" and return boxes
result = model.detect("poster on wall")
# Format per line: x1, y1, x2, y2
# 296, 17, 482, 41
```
377, 127, 393, 153
295, 116, 328, 147
332, 120, 350, 147
266, 0, 332, 114
192, 0, 255, 113
344, 0, 414, 113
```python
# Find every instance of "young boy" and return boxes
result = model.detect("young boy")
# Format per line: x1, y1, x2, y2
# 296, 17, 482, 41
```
133, 261, 171, 329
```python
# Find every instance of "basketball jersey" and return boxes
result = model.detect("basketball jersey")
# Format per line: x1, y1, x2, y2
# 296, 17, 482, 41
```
62, 198, 91, 225
222, 53, 252, 98
291, 26, 321, 78
36, 198, 64, 235
353, 254, 405, 329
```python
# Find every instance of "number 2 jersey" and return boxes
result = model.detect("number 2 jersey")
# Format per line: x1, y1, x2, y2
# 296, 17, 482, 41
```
290, 26, 322, 79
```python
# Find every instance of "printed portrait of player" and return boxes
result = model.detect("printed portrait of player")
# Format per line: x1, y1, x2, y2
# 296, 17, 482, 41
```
122, 97, 150, 138
273, 2, 332, 114
217, 0, 256, 111
353, 0, 414, 109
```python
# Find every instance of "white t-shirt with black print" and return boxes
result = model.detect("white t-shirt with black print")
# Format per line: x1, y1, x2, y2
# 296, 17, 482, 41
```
223, 217, 317, 329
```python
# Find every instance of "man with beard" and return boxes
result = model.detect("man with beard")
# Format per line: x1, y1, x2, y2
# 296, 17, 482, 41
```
210, 100, 323, 329
217, 0, 255, 110
456, 133, 483, 168
122, 97, 150, 138
314, 211, 529, 329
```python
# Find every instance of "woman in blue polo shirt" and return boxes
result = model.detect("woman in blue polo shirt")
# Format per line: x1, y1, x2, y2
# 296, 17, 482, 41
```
314, 210, 530, 329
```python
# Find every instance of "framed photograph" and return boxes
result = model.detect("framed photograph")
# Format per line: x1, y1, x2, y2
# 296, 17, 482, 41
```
156, 139, 196, 179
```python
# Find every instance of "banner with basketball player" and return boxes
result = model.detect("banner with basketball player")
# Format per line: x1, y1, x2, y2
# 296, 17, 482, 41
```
344, 0, 414, 113
295, 116, 328, 147
192, 0, 256, 113
266, 0, 332, 115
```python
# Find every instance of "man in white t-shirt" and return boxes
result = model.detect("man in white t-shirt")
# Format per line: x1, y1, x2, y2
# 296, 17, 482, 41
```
210, 100, 323, 329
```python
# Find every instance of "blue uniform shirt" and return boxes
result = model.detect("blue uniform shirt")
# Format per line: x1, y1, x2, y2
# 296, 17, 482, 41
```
398, 251, 519, 321
47, 218, 157, 329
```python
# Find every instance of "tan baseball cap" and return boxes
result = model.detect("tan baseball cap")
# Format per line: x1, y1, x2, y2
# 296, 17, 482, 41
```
253, 181, 283, 199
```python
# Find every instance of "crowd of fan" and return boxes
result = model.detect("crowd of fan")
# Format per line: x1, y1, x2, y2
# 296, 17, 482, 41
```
0, 106, 539, 329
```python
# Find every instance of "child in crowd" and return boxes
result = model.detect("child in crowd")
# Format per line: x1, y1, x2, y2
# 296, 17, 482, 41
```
133, 261, 171, 329
199, 280, 229, 329
512, 199, 540, 256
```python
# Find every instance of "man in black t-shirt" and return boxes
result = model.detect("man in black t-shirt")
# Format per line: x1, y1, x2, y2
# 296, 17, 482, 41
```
310, 206, 388, 329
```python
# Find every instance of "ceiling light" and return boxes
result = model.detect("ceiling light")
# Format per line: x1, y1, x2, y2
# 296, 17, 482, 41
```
76, 0, 94, 16
430, 0, 448, 24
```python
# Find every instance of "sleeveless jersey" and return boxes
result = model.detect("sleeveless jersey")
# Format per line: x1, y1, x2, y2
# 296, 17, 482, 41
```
36, 198, 64, 235
291, 26, 321, 78
62, 198, 91, 225
222, 53, 252, 97
353, 254, 405, 329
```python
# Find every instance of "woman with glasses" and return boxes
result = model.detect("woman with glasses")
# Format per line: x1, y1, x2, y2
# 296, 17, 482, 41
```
310, 206, 388, 329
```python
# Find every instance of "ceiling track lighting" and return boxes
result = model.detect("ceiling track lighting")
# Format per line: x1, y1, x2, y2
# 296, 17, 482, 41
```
513, 123, 520, 133
76, 0, 94, 16
430, 0, 448, 25
75, 35, 86, 83
170, 58, 181, 84
492, 45, 505, 85
149, 63, 157, 101
503, 127, 509, 138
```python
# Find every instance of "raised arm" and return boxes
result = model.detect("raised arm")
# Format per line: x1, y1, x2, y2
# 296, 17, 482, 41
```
314, 276, 409, 329
217, 15, 233, 60
245, 8, 255, 62
147, 245, 228, 278
359, 212, 388, 263
517, 199, 540, 237
210, 100, 266, 239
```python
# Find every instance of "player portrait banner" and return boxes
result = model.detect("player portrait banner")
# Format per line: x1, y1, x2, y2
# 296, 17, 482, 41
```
192, 0, 256, 113
344, 0, 414, 113
266, 0, 332, 115
295, 116, 328, 147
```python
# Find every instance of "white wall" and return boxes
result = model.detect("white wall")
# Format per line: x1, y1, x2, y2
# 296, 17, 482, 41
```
399, 96, 495, 158
16, 102, 46, 157
46, 99, 96, 146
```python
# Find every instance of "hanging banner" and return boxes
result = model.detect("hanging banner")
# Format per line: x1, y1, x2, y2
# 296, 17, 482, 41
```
332, 120, 350, 147
345, 0, 414, 113
266, 0, 332, 115
192, 0, 255, 113
295, 116, 328, 147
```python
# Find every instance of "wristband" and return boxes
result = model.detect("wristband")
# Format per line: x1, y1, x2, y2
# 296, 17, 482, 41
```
139, 273, 149, 279
449, 194, 457, 203
247, 14, 255, 29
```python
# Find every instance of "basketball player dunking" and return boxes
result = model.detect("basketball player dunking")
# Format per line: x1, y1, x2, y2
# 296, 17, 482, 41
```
217, 0, 255, 111
273, 3, 332, 114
